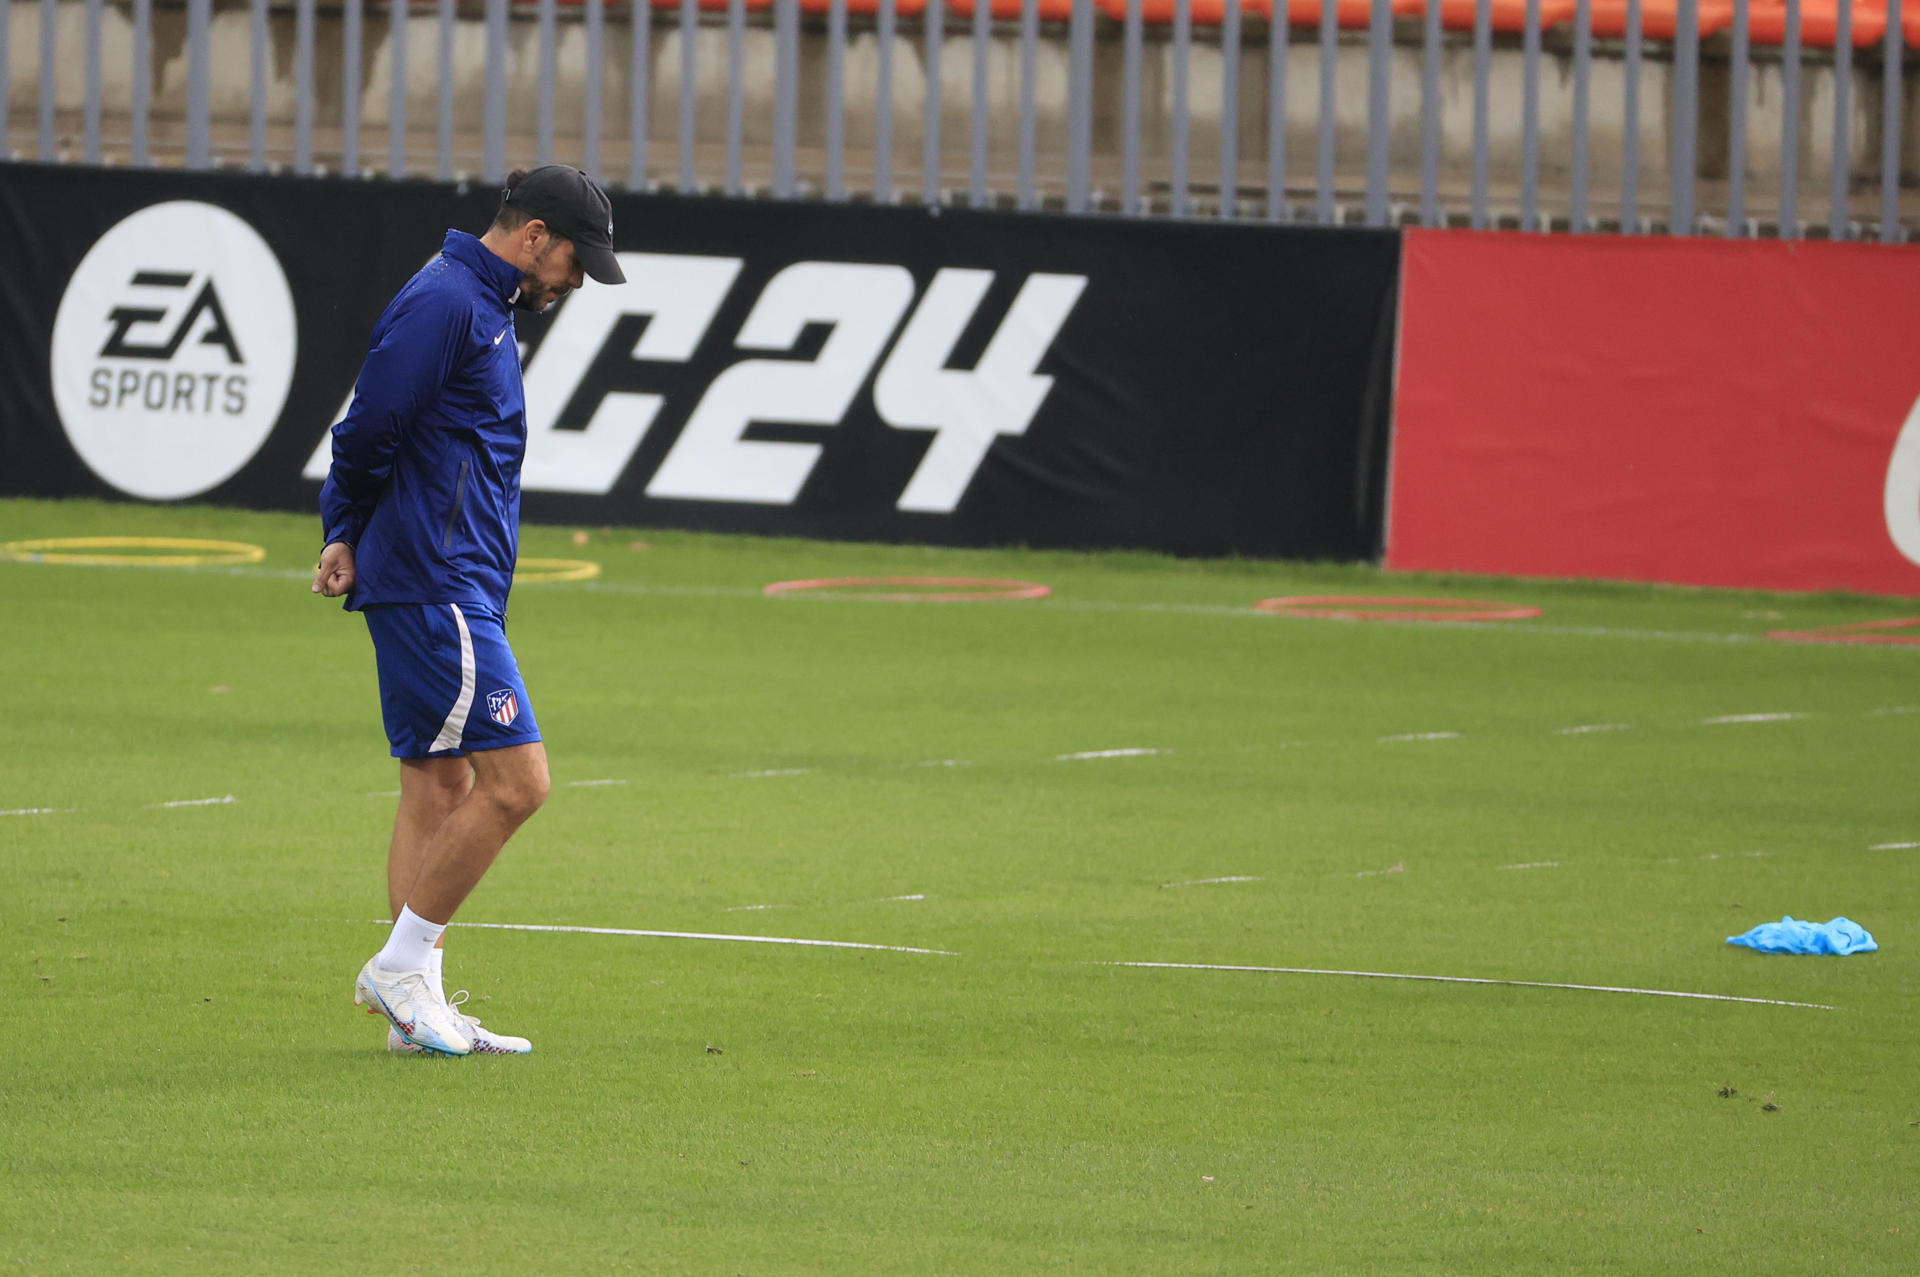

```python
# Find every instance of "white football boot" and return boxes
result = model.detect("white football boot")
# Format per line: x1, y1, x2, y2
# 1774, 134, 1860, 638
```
354, 957, 473, 1056
388, 990, 532, 1056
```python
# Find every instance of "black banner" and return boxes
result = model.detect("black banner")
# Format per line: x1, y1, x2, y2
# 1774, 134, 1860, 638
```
0, 163, 1399, 559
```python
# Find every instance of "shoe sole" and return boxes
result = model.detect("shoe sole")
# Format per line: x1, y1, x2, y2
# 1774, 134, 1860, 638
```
390, 1029, 532, 1056
353, 978, 470, 1057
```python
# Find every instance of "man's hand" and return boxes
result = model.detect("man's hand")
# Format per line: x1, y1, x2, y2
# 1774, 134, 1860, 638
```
313, 542, 357, 597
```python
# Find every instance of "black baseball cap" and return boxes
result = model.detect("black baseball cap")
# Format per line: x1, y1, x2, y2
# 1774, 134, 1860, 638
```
502, 165, 627, 286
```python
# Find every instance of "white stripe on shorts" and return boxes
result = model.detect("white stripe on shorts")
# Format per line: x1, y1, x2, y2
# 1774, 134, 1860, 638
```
429, 604, 477, 754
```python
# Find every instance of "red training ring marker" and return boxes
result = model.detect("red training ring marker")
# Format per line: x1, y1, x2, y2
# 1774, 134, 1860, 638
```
1254, 595, 1542, 623
765, 576, 1052, 603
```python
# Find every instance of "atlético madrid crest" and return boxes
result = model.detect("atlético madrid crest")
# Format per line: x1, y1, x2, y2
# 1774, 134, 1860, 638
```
486, 689, 519, 726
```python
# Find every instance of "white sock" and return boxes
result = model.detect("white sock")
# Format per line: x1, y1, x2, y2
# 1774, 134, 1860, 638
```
427, 947, 447, 1003
375, 905, 446, 973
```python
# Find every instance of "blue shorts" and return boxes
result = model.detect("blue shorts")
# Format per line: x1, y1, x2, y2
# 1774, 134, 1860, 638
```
363, 603, 542, 759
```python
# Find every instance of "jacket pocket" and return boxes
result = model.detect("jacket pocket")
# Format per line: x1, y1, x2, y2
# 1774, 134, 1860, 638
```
442, 459, 471, 551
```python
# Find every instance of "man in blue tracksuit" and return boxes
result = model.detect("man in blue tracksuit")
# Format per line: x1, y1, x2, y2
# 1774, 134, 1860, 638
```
313, 166, 626, 1057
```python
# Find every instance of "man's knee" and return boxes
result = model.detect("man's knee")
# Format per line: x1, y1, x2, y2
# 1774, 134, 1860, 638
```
475, 746, 549, 823
513, 765, 551, 819
485, 777, 548, 825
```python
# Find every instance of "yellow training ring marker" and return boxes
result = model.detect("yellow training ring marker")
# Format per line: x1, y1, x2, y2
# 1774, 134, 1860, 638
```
514, 557, 601, 584
0, 536, 269, 567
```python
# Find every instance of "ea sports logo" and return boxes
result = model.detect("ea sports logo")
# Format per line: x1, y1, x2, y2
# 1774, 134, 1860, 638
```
51, 201, 296, 500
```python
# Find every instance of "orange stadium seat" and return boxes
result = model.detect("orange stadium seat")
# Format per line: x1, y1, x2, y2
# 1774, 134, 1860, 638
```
561, 0, 1894, 43
1583, 0, 1736, 38
1283, 0, 1427, 26
800, 0, 1077, 16
641, 0, 774, 10
1093, 0, 1242, 22
793, 0, 924, 12
1422, 0, 1579, 34
1744, 0, 1888, 45
631, 0, 1074, 13
1097, 0, 1423, 25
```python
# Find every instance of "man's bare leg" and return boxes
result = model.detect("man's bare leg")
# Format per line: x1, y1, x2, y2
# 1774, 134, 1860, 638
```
389, 757, 476, 923
401, 741, 550, 924
362, 746, 546, 1055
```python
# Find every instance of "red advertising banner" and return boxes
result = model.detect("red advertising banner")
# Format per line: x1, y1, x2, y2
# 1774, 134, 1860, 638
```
1388, 230, 1920, 597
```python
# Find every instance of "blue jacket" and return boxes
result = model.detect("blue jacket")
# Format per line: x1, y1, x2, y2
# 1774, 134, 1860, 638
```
320, 231, 525, 616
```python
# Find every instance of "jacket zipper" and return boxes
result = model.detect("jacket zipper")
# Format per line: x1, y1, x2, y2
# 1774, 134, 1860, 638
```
442, 460, 470, 550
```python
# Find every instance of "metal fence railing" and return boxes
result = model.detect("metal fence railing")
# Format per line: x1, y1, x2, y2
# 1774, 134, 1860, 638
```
2, 0, 1914, 239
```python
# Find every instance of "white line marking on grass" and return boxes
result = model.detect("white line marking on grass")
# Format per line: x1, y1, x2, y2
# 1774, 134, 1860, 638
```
148, 795, 236, 809
1053, 599, 1780, 644
731, 768, 811, 779
583, 581, 766, 601
1700, 712, 1805, 725
1161, 876, 1262, 888
1869, 706, 1919, 715
574, 581, 1769, 643
365, 790, 401, 798
1099, 962, 1834, 1010
105, 564, 315, 581
1500, 861, 1560, 870
1452, 622, 1761, 644
0, 807, 70, 816
1057, 748, 1164, 760
445, 920, 953, 955
1871, 841, 1919, 850
1043, 599, 1260, 619
876, 893, 927, 902
1556, 723, 1631, 735
567, 778, 629, 788
1351, 863, 1406, 878
1378, 732, 1460, 743
723, 904, 781, 912
912, 759, 973, 768
152, 565, 1920, 654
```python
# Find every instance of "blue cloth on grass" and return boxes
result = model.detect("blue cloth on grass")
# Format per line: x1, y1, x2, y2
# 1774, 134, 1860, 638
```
1726, 916, 1877, 956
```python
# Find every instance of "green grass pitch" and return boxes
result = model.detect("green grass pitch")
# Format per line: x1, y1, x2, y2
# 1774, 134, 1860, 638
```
2, 495, 1916, 1273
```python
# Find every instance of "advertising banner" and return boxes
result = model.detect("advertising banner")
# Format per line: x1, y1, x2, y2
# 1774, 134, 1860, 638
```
1389, 229, 1920, 597
0, 164, 1400, 560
